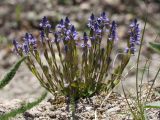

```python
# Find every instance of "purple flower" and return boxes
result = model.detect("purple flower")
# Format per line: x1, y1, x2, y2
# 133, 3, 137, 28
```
65, 36, 70, 41
125, 19, 141, 54
125, 46, 136, 54
129, 19, 141, 45
57, 19, 65, 29
65, 25, 78, 40
13, 39, 20, 53
87, 13, 96, 29
13, 33, 36, 55
88, 13, 109, 42
100, 12, 109, 22
80, 32, 91, 48
88, 12, 109, 31
30, 36, 37, 50
24, 33, 30, 47
39, 16, 51, 29
108, 21, 118, 41
60, 19, 64, 25
82, 32, 89, 41
24, 33, 37, 50
70, 25, 78, 40
65, 17, 71, 25
94, 23, 102, 35
90, 13, 95, 21
23, 43, 29, 55
97, 12, 109, 27
90, 36, 96, 41
90, 23, 102, 42
56, 17, 73, 39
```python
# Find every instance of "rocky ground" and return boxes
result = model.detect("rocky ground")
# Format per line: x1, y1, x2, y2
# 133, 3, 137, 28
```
0, 0, 160, 119
1, 92, 160, 120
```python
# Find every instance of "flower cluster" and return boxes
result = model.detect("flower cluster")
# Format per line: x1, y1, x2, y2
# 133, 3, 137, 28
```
39, 16, 52, 42
56, 17, 78, 41
125, 19, 141, 54
13, 13, 141, 108
88, 12, 109, 30
39, 16, 51, 29
80, 32, 91, 48
108, 21, 118, 41
88, 13, 107, 41
13, 33, 37, 55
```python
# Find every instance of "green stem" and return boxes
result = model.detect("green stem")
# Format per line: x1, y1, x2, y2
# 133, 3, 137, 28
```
136, 15, 147, 110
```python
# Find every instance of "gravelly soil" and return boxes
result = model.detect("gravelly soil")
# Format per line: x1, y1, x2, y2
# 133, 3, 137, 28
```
0, 92, 160, 120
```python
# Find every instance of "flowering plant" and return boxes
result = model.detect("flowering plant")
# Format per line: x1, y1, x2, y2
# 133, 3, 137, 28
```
13, 12, 141, 104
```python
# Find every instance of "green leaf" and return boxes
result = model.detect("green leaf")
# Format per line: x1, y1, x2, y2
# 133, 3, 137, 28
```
0, 91, 47, 120
149, 42, 160, 54
0, 56, 27, 89
145, 101, 160, 108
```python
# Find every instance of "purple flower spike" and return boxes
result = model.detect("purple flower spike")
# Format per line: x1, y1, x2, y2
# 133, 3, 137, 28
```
57, 19, 65, 29
80, 44, 85, 48
126, 19, 141, 54
23, 43, 29, 55
71, 26, 78, 40
30, 35, 37, 50
24, 33, 31, 47
71, 25, 75, 33
60, 19, 64, 25
65, 17, 71, 25
80, 32, 91, 48
124, 47, 129, 53
94, 23, 102, 35
24, 33, 37, 50
97, 12, 109, 28
13, 39, 19, 53
83, 32, 89, 42
129, 19, 141, 44
130, 19, 137, 27
65, 25, 78, 40
39, 16, 51, 29
90, 13, 95, 21
87, 13, 95, 29
100, 12, 109, 24
101, 12, 106, 18
109, 21, 118, 41
65, 36, 70, 41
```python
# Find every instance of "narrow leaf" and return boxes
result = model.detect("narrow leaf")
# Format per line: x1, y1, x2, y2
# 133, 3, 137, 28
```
145, 101, 160, 108
0, 56, 27, 89
149, 42, 160, 54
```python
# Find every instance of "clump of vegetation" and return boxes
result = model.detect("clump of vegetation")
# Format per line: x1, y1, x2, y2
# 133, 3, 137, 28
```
13, 12, 141, 117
